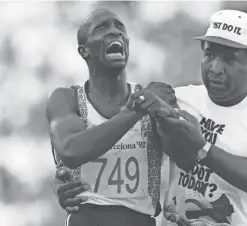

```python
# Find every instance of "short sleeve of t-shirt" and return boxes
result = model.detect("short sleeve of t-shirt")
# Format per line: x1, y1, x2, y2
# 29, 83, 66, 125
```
174, 85, 207, 119
175, 85, 206, 102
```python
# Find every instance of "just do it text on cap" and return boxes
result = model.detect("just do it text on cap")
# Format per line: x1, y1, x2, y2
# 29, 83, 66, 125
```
195, 10, 247, 49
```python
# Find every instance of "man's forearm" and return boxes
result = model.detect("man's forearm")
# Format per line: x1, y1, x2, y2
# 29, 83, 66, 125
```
157, 114, 247, 192
62, 109, 142, 168
205, 145, 247, 192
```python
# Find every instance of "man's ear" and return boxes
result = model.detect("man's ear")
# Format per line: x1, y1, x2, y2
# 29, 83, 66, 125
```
78, 45, 89, 59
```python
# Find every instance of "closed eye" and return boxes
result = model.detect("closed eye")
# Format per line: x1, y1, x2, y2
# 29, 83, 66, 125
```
94, 21, 108, 32
115, 20, 126, 31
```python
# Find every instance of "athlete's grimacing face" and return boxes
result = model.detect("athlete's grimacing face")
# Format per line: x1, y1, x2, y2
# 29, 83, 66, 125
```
201, 41, 247, 103
85, 11, 129, 70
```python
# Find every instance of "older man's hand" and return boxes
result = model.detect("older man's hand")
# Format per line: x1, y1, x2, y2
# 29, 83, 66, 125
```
55, 168, 90, 213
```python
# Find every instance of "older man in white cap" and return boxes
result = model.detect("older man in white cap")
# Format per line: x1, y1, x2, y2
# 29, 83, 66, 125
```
160, 9, 247, 226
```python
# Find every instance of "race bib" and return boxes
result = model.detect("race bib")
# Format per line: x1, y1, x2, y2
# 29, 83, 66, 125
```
80, 134, 148, 198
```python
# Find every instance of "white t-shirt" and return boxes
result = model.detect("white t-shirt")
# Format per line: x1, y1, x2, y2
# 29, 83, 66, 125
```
163, 85, 247, 226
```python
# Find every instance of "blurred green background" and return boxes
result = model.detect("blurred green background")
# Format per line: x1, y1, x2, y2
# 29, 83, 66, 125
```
1, 1, 247, 226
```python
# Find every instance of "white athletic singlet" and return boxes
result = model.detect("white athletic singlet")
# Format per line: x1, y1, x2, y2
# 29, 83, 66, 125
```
163, 85, 247, 226
52, 82, 162, 216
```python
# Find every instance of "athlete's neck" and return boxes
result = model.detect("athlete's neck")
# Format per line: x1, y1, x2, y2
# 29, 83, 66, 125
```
88, 69, 129, 106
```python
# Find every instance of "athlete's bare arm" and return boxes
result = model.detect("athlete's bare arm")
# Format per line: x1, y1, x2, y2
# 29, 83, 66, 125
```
46, 87, 143, 168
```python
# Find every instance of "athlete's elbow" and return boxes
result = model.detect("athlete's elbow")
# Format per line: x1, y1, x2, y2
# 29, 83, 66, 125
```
237, 177, 247, 193
61, 156, 78, 169
62, 134, 104, 166
56, 145, 76, 168
61, 140, 90, 168
59, 149, 84, 169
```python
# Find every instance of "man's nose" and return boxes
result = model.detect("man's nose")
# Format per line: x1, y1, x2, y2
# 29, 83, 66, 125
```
210, 57, 225, 75
108, 25, 122, 36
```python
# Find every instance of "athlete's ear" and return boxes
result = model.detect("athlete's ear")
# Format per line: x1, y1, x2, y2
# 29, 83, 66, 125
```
78, 45, 89, 59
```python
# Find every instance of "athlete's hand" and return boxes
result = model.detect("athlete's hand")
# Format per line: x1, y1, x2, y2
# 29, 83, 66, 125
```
127, 88, 177, 117
55, 167, 90, 213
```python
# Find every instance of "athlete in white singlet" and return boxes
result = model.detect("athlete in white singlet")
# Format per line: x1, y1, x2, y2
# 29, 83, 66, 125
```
47, 9, 177, 226
69, 81, 159, 215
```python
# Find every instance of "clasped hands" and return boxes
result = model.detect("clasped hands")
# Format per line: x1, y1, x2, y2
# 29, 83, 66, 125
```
126, 82, 178, 118
126, 82, 207, 170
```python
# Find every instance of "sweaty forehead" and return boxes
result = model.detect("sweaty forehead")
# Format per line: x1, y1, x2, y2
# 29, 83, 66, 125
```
86, 10, 121, 26
78, 10, 123, 45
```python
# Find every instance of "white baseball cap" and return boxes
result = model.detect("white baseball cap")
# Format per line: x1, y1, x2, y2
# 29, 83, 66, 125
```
195, 10, 247, 49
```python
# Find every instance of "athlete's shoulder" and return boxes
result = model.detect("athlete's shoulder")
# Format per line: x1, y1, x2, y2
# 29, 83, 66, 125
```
175, 84, 206, 101
46, 86, 78, 121
47, 87, 76, 105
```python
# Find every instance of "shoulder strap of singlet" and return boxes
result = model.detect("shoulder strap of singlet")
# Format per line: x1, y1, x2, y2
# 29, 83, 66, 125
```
71, 85, 81, 117
72, 85, 88, 126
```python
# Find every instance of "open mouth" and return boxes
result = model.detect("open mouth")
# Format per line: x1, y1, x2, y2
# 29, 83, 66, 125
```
209, 79, 226, 86
106, 41, 124, 57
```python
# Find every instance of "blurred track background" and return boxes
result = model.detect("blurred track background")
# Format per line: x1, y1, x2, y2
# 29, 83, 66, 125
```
1, 1, 246, 226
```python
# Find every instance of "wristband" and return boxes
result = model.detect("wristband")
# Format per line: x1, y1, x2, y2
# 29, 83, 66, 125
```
196, 141, 211, 162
